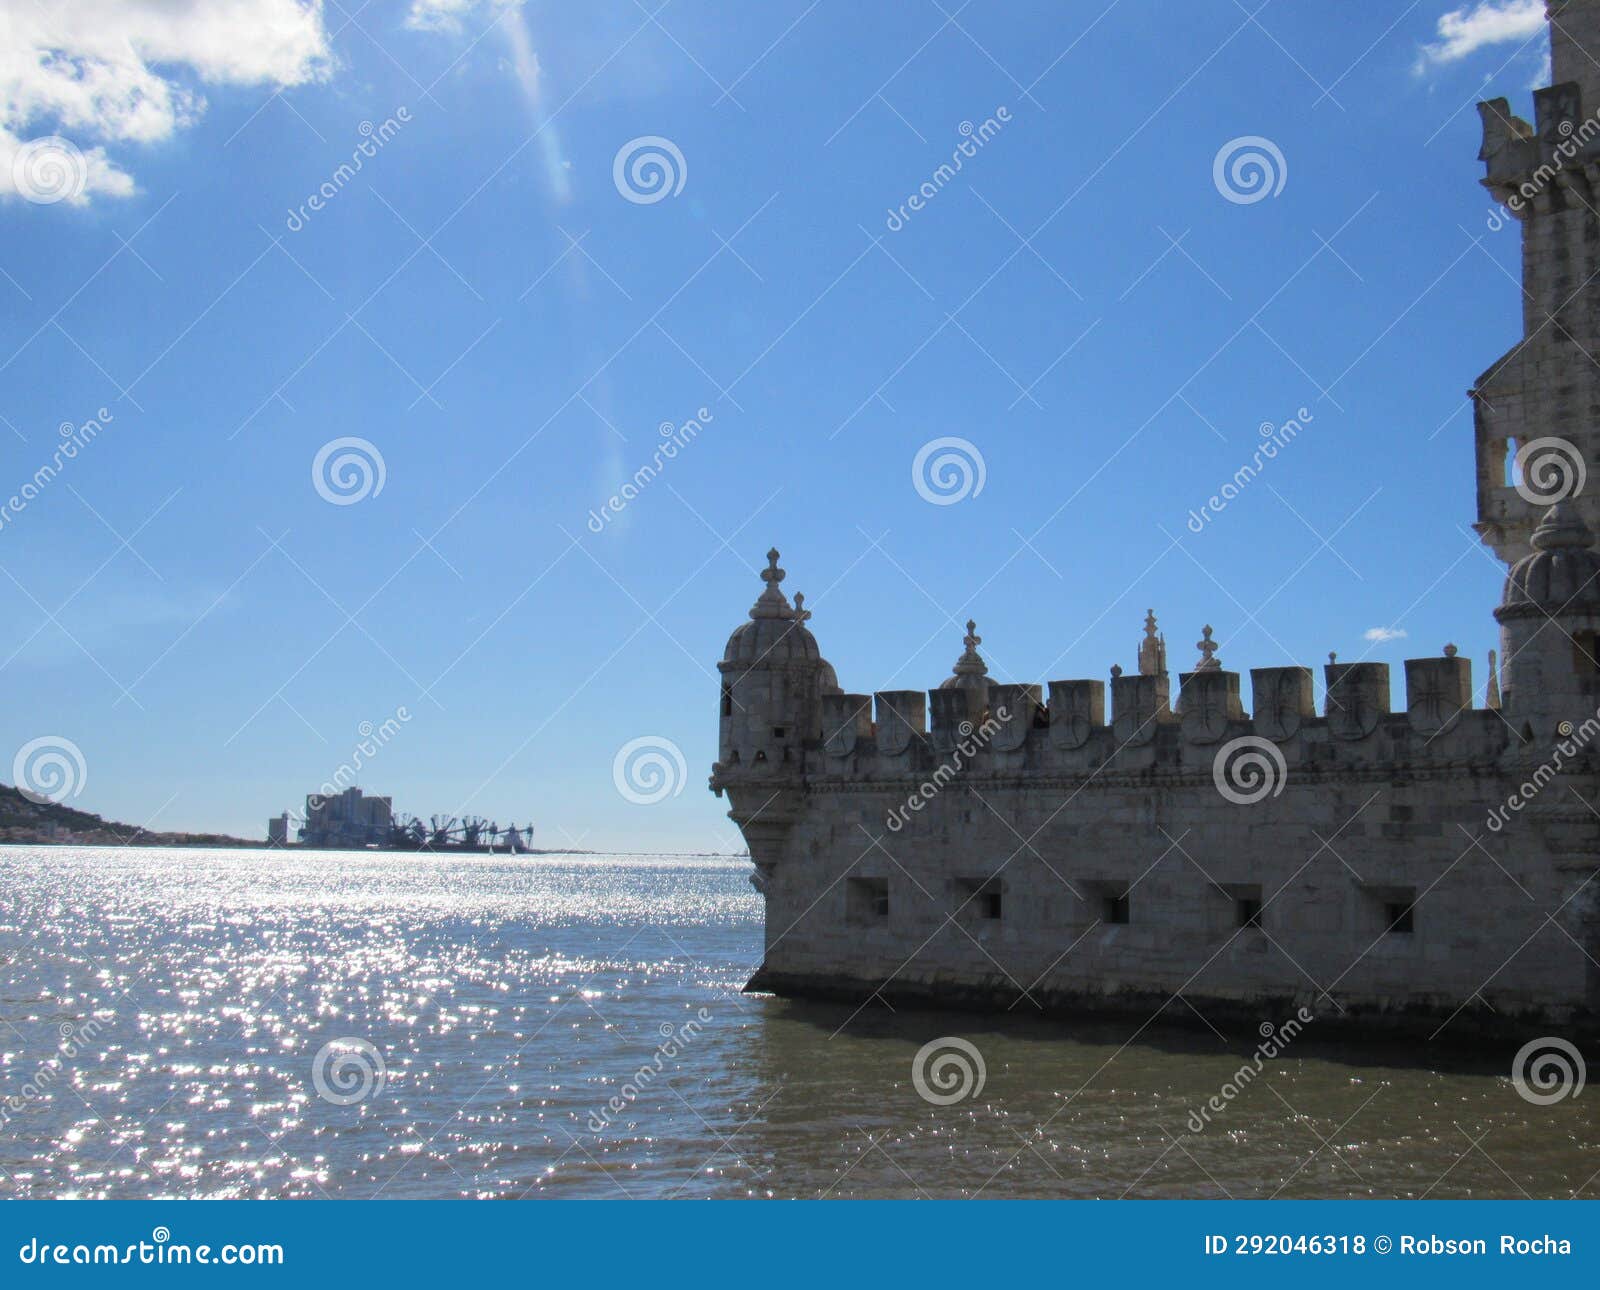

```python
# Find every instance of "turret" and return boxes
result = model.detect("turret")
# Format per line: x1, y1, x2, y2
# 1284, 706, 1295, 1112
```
1473, 0, 1600, 564
933, 619, 990, 735
1494, 501, 1600, 737
714, 549, 838, 780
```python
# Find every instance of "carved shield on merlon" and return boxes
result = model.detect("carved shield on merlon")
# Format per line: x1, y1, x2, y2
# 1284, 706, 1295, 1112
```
821, 693, 872, 758
1112, 674, 1167, 747
1251, 667, 1314, 742
1048, 680, 1103, 750
874, 690, 924, 757
1325, 662, 1389, 741
1405, 657, 1471, 737
1178, 670, 1241, 745
986, 683, 1040, 751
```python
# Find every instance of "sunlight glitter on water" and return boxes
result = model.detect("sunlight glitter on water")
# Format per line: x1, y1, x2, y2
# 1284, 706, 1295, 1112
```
0, 846, 1593, 1199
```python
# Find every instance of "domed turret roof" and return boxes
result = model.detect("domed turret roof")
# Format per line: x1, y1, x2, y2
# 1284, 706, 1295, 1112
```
1498, 501, 1600, 618
722, 549, 834, 676
939, 620, 991, 690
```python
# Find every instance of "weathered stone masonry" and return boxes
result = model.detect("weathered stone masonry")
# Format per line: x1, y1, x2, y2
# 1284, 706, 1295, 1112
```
711, 1, 1600, 1039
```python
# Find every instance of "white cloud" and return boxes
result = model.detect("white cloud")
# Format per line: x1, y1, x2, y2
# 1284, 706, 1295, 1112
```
405, 0, 517, 35
1363, 627, 1409, 643
0, 0, 333, 205
1416, 0, 1546, 71
405, 0, 480, 32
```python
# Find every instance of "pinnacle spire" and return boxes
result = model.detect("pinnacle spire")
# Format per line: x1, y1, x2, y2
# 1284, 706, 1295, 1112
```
1139, 609, 1167, 677
750, 548, 794, 619
951, 618, 988, 678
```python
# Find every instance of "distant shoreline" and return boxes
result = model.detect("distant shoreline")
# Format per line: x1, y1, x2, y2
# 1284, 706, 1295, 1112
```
0, 839, 750, 859
0, 785, 748, 858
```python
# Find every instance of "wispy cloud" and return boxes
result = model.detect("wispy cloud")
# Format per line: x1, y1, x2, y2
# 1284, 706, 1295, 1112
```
1415, 0, 1547, 73
1364, 626, 1409, 643
0, 0, 333, 205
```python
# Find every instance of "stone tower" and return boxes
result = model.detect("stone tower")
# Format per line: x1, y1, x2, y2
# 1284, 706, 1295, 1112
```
1474, 0, 1600, 563
711, 550, 839, 891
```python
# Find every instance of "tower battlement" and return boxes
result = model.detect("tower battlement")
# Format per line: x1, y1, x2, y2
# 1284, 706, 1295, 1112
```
803, 650, 1515, 801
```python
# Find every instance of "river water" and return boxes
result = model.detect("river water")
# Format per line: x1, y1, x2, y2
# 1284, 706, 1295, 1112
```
0, 847, 1591, 1199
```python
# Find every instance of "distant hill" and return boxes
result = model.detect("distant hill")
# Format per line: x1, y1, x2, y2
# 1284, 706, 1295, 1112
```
0, 784, 256, 848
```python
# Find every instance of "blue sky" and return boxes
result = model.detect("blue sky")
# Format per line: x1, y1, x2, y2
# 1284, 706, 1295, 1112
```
0, 0, 1560, 850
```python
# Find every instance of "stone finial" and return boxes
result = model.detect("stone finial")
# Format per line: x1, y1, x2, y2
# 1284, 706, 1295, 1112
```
1487, 648, 1502, 709
1443, 642, 1458, 658
1329, 651, 1338, 665
750, 548, 793, 619
1194, 625, 1221, 672
952, 619, 988, 678
1138, 609, 1167, 677
1110, 663, 1123, 679
793, 592, 811, 622
1530, 499, 1594, 551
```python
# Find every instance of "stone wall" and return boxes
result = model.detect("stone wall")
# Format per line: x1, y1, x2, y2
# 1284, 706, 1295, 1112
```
725, 666, 1600, 1038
